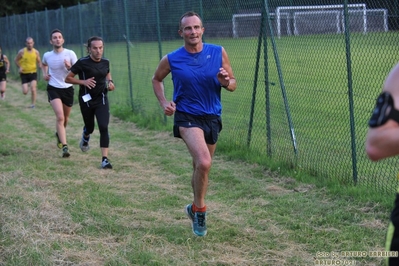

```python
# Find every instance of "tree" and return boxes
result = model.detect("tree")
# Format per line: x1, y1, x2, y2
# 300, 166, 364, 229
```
0, 0, 96, 17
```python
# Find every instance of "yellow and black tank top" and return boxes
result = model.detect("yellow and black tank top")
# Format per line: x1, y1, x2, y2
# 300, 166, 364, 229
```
19, 48, 37, 74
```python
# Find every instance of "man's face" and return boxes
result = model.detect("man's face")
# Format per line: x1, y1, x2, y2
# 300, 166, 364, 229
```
50, 32, 65, 49
179, 15, 204, 46
26, 39, 34, 50
89, 40, 104, 61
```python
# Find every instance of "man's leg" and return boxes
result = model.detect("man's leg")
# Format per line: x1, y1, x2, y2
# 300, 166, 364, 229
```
30, 80, 37, 106
63, 102, 72, 128
180, 127, 215, 236
96, 102, 112, 169
51, 98, 67, 145
0, 81, 6, 99
180, 127, 214, 208
21, 83, 29, 95
79, 103, 95, 152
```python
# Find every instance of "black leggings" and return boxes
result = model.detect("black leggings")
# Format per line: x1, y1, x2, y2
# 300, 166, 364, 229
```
79, 100, 110, 148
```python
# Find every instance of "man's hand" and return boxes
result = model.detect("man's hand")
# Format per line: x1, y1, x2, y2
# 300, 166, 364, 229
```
162, 101, 176, 116
64, 59, 71, 70
107, 80, 115, 91
217, 67, 230, 87
84, 77, 96, 89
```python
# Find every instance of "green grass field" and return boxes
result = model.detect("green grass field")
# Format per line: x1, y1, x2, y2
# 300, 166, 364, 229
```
8, 31, 398, 193
90, 31, 399, 193
0, 79, 392, 265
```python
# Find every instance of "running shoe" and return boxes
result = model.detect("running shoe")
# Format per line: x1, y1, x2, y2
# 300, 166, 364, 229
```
55, 132, 62, 149
101, 158, 113, 169
185, 204, 207, 236
62, 146, 70, 158
79, 132, 90, 152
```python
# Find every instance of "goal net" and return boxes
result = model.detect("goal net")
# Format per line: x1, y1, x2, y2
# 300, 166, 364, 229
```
232, 4, 388, 38
276, 4, 366, 37
232, 12, 290, 38
342, 9, 388, 33
293, 10, 342, 35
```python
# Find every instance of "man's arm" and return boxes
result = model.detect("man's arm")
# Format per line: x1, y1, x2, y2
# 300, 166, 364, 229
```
366, 63, 399, 161
106, 73, 115, 91
3, 55, 10, 73
35, 49, 42, 69
218, 47, 236, 92
152, 55, 175, 116
65, 71, 96, 89
41, 56, 49, 81
14, 50, 22, 71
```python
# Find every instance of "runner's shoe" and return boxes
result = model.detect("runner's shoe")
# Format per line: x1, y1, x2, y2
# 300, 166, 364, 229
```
185, 204, 207, 236
101, 158, 113, 169
62, 146, 70, 158
55, 132, 62, 149
79, 133, 90, 152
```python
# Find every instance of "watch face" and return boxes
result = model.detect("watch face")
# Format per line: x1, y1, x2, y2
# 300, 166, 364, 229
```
368, 92, 399, 128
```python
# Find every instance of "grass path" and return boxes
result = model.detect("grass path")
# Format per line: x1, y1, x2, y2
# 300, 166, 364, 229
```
0, 80, 389, 265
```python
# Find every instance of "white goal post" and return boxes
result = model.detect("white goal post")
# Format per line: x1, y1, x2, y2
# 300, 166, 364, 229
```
293, 10, 342, 35
232, 12, 290, 38
232, 4, 388, 38
342, 9, 388, 33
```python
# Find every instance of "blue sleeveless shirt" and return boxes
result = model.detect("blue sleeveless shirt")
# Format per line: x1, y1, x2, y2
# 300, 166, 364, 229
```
168, 43, 223, 116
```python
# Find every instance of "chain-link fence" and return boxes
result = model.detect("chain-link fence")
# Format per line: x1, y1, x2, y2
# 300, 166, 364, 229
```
1, 0, 398, 192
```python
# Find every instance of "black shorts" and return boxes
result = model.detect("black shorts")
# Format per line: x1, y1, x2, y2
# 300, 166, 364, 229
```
20, 73, 37, 84
0, 72, 6, 81
173, 111, 222, 145
47, 85, 74, 107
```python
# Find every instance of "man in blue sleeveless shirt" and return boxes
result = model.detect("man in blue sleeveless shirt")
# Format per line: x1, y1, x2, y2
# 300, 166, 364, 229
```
152, 11, 236, 237
366, 63, 399, 265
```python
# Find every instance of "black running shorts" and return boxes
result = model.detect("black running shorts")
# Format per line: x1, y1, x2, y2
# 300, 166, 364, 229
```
0, 72, 6, 81
47, 85, 74, 107
173, 110, 222, 145
20, 73, 37, 84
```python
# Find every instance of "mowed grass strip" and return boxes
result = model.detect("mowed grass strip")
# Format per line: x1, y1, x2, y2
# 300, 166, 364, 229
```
0, 80, 390, 265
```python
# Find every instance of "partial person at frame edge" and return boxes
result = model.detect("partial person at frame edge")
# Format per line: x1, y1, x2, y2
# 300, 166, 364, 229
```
0, 46, 10, 100
366, 62, 399, 266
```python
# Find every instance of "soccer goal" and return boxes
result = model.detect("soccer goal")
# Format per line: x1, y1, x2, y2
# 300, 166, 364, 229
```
341, 9, 388, 33
293, 10, 342, 36
276, 4, 366, 37
232, 4, 388, 38
232, 12, 291, 38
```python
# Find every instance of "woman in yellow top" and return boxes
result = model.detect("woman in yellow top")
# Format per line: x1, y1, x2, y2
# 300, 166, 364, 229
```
14, 37, 42, 108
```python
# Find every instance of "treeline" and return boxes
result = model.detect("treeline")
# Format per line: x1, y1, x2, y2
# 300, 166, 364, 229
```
1, 0, 396, 18
0, 0, 95, 17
